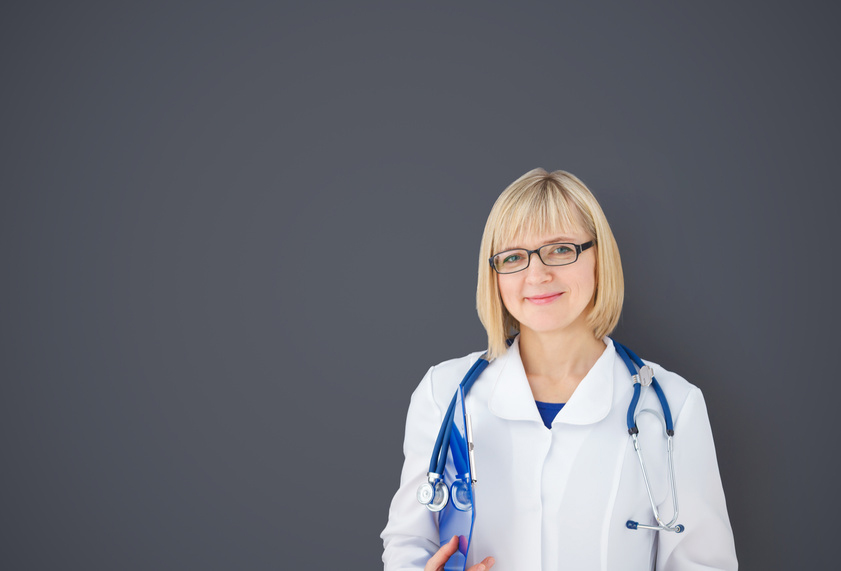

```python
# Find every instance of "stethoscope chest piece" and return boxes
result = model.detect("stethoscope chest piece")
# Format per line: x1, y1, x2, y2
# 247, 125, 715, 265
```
450, 477, 473, 511
417, 355, 489, 514
417, 475, 450, 512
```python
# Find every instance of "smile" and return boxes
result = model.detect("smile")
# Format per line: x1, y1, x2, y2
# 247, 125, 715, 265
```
525, 293, 563, 305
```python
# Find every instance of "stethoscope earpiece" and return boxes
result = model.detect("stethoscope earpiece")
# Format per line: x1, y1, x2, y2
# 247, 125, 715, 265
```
627, 519, 685, 533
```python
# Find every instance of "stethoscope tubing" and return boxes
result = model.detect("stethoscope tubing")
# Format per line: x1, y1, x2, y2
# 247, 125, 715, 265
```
613, 339, 674, 434
428, 356, 489, 476
614, 340, 683, 533
419, 338, 685, 533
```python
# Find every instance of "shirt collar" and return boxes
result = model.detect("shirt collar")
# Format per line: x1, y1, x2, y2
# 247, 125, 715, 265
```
487, 336, 615, 425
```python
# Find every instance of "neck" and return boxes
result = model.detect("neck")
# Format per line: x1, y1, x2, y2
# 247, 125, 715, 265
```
517, 324, 606, 402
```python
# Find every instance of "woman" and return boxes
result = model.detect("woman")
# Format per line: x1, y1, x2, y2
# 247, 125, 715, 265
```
381, 169, 737, 570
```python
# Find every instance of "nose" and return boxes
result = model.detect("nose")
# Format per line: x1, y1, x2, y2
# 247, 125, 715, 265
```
524, 251, 552, 283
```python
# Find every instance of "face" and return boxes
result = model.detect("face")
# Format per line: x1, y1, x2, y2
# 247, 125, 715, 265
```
496, 230, 597, 338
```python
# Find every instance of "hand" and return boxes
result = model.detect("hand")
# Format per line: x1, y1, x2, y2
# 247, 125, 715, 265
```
424, 535, 495, 571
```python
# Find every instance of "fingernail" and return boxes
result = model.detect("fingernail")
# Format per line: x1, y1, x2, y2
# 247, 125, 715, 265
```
476, 566, 485, 571
488, 558, 496, 568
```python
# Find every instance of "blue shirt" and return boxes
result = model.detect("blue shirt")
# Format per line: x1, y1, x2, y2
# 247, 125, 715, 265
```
535, 401, 565, 428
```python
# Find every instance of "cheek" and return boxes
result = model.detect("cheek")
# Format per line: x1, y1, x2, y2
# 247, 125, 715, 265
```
565, 266, 597, 299
580, 268, 596, 289
496, 277, 518, 310
581, 269, 597, 299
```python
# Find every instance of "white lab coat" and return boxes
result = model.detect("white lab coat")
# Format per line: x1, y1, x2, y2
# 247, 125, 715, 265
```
381, 337, 737, 570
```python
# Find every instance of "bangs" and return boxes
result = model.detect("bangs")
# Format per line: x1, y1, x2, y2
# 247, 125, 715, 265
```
492, 180, 595, 252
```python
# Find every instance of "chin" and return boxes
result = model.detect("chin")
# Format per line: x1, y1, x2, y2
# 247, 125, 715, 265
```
518, 311, 591, 337
521, 321, 575, 335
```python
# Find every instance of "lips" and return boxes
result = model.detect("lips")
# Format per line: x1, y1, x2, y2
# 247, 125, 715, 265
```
525, 292, 563, 305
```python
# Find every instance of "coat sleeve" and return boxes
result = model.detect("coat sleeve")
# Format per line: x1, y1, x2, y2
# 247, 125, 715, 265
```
381, 366, 445, 570
656, 387, 738, 570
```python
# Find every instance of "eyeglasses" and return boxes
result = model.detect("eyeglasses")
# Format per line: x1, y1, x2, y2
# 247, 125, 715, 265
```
489, 240, 595, 274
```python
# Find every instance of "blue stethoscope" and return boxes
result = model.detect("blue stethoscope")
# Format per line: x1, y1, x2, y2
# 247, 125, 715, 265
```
416, 338, 685, 534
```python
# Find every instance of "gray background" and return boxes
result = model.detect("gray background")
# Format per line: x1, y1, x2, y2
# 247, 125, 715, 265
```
2, 1, 839, 569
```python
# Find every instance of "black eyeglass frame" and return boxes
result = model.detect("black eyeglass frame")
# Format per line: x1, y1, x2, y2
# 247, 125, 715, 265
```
488, 240, 596, 274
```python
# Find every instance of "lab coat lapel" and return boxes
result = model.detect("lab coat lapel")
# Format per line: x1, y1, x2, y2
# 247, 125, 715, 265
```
487, 336, 616, 425
555, 338, 615, 425
487, 336, 543, 423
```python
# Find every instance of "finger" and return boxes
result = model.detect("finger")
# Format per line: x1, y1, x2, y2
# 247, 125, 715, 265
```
467, 556, 496, 571
424, 536, 459, 571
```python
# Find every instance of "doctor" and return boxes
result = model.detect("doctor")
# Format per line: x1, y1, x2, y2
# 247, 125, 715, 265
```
381, 169, 737, 570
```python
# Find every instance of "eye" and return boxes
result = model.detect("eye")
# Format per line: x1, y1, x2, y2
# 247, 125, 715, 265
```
502, 253, 523, 264
551, 245, 573, 255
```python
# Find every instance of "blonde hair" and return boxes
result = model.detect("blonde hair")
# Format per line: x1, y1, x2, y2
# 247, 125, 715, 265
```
476, 168, 624, 359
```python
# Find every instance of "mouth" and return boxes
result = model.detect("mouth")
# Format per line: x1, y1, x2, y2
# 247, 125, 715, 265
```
525, 292, 563, 305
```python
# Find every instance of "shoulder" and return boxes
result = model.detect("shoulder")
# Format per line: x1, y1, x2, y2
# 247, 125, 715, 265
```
638, 355, 705, 422
609, 339, 700, 408
412, 350, 487, 411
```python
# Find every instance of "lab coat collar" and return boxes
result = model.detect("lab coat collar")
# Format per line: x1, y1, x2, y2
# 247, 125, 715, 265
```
487, 336, 616, 425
